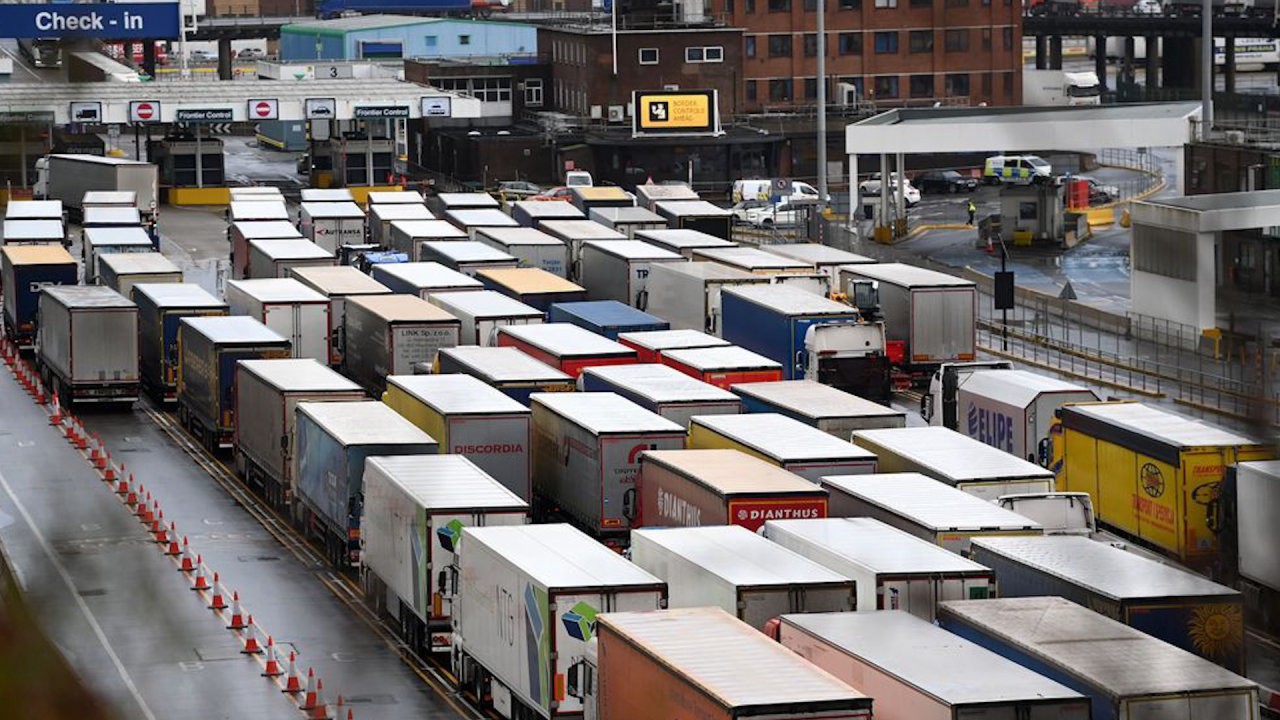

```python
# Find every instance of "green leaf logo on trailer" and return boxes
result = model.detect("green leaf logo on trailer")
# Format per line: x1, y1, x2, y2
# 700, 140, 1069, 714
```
561, 601, 599, 642
523, 584, 550, 706
436, 519, 464, 553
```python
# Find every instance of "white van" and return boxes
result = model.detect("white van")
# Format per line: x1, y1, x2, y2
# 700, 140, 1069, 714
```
732, 179, 827, 205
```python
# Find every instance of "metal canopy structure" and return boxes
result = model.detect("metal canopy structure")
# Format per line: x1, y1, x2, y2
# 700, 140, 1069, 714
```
0, 79, 484, 125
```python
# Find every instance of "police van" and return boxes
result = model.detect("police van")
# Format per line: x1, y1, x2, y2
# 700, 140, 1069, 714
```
982, 155, 1052, 186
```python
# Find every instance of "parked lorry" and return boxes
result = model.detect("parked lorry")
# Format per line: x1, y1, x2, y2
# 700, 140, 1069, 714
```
372, 261, 482, 298
731, 380, 905, 437
924, 367, 1098, 462
615, 328, 729, 363
361, 454, 528, 657
569, 186, 632, 215
547, 300, 669, 340
34, 154, 158, 224
1218, 461, 1280, 636
419, 241, 517, 277
382, 373, 532, 500
289, 265, 392, 369
343, 294, 461, 395
579, 364, 741, 428
2, 219, 66, 247
389, 220, 470, 262
1022, 69, 1103, 106
642, 261, 767, 335
587, 206, 666, 238
5, 200, 64, 223
634, 228, 736, 259
852, 427, 1056, 500
509, 200, 584, 229
837, 263, 976, 382
224, 278, 330, 363
295, 400, 438, 567
575, 607, 872, 720
428, 290, 543, 346
820, 473, 1042, 554
298, 201, 366, 253
693, 246, 815, 278
920, 360, 1013, 427
630, 525, 857, 628
432, 191, 499, 215
229, 221, 304, 280
776, 611, 1090, 720
1048, 401, 1274, 569
688, 412, 877, 481
233, 359, 365, 511
1, 245, 76, 350
134, 284, 227, 403
653, 200, 734, 240
475, 227, 570, 277
36, 286, 139, 406
477, 267, 588, 312
369, 205, 435, 250
228, 200, 289, 227
721, 284, 892, 403
497, 323, 638, 377
530, 392, 685, 541
178, 316, 291, 451
760, 244, 875, 286
938, 597, 1261, 720
82, 227, 153, 283
637, 449, 826, 530
537, 220, 626, 280
577, 239, 683, 310
300, 189, 354, 203
82, 206, 142, 230
659, 345, 784, 389
248, 239, 336, 280
443, 208, 519, 239
451, 524, 667, 719
435, 346, 575, 405
97, 252, 182, 300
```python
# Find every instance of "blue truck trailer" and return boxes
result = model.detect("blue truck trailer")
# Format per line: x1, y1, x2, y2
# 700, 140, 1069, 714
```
547, 300, 669, 340
1, 245, 77, 351
134, 283, 228, 404
294, 401, 437, 568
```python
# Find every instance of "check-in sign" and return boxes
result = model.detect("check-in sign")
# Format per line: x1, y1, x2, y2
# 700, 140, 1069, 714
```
175, 108, 233, 123
633, 90, 720, 136
0, 2, 181, 39
354, 105, 409, 119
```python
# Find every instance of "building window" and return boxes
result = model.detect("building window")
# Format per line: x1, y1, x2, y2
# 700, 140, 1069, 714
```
726, 0, 734, 11
768, 34, 792, 57
910, 0, 931, 6
839, 0, 860, 7
639, 47, 659, 64
804, 77, 818, 98
982, 72, 992, 96
686, 46, 724, 63
746, 79, 757, 101
768, 0, 791, 10
1003, 72, 1014, 95
873, 75, 899, 98
1002, 27, 1013, 50
909, 74, 933, 97
804, 0, 818, 9
945, 0, 968, 6
687, 46, 704, 62
425, 35, 438, 48
838, 32, 862, 55
746, 0, 756, 11
804, 33, 818, 56
945, 72, 970, 95
909, 30, 932, 53
524, 78, 543, 107
982, 28, 991, 50
769, 78, 792, 101
874, 31, 898, 54
875, 0, 897, 7
945, 29, 968, 52
745, 36, 756, 57
459, 34, 471, 45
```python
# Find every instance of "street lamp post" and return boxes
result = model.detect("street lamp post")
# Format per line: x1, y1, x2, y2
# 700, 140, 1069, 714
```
816, 0, 828, 214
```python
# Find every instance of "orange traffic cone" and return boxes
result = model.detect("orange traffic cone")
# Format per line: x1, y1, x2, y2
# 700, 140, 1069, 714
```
140, 495, 155, 524
152, 511, 168, 542
209, 573, 229, 610
191, 557, 210, 591
300, 668, 320, 709
282, 652, 303, 693
227, 592, 247, 630
241, 615, 263, 654
164, 528, 181, 557
72, 421, 87, 449
33, 378, 45, 405
103, 454, 116, 482
117, 473, 132, 497
49, 396, 63, 425
307, 679, 331, 719
262, 636, 283, 676
133, 487, 148, 516
178, 537, 196, 571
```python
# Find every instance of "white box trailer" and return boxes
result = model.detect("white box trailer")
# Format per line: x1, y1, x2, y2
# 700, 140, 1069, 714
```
361, 454, 528, 655
36, 285, 139, 405
371, 261, 482, 299
509, 200, 584, 228
82, 191, 137, 210
452, 524, 667, 719
689, 413, 877, 481
367, 190, 425, 205
630, 525, 857, 630
369, 204, 434, 249
233, 358, 365, 509
42, 155, 157, 221
229, 220, 303, 280
228, 200, 289, 225
852, 427, 1056, 500
419, 240, 518, 277
248, 239, 336, 280
588, 206, 666, 237
615, 328, 730, 363
3, 219, 66, 246
427, 290, 543, 346
298, 201, 366, 253
300, 188, 354, 203
530, 392, 686, 542
223, 278, 330, 363
578, 363, 741, 428
778, 611, 1091, 720
475, 226, 570, 278
633, 228, 737, 259
382, 373, 533, 500
435, 346, 576, 405
82, 206, 142, 229
388, 220, 468, 261
443, 208, 519, 239
1232, 461, 1280, 623
288, 265, 392, 368
693, 246, 814, 276
633, 183, 699, 210
97, 251, 182, 299
343, 294, 461, 394
820, 473, 1042, 554
433, 191, 500, 214
764, 518, 995, 620
760, 244, 875, 285
82, 226, 152, 282
229, 187, 284, 202
578, 239, 684, 310
538, 220, 626, 280
645, 262, 768, 335
731, 380, 905, 437
6, 200, 64, 221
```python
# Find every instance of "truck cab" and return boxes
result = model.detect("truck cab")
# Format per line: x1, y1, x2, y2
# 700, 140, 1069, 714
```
803, 322, 892, 405
566, 637, 598, 720
922, 360, 1014, 426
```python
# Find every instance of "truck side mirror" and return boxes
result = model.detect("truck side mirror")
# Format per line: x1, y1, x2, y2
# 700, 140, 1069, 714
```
566, 660, 583, 699
794, 350, 804, 374
1037, 437, 1051, 468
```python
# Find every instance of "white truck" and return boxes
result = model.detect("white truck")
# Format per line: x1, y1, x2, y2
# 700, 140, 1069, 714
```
223, 278, 331, 363
426, 290, 543, 346
34, 154, 158, 223
298, 201, 366, 253
644, 261, 768, 335
1022, 69, 1103, 106
852, 426, 1056, 500
451, 523, 667, 719
36, 285, 139, 406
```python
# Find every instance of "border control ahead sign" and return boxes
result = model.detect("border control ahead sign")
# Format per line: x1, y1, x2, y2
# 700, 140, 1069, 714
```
0, 3, 181, 40
632, 90, 723, 139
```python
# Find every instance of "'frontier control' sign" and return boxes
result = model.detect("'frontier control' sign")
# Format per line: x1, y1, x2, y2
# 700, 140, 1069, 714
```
0, 3, 181, 40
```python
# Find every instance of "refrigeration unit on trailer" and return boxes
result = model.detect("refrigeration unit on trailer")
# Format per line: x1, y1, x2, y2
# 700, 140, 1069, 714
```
763, 518, 994, 619
653, 200, 734, 240
587, 206, 666, 237
82, 226, 153, 283
475, 227, 570, 277
579, 364, 741, 428
388, 220, 469, 261
418, 241, 518, 277
294, 400, 438, 567
938, 596, 1260, 720
760, 244, 875, 286
451, 523, 668, 719
177, 316, 291, 451
633, 182, 699, 210
477, 267, 588, 312
637, 449, 826, 530
497, 323, 638, 377
2, 220, 66, 247
224, 278, 330, 363
229, 220, 303, 280
233, 358, 365, 510
630, 525, 856, 630
970, 534, 1245, 672
633, 228, 736, 259
427, 290, 543, 346
343, 294, 461, 395
852, 427, 1056, 500
537, 220, 626, 279
97, 252, 182, 300
731, 380, 905, 437
361, 454, 528, 656
298, 201, 366, 253
509, 200, 584, 229
371, 261, 482, 299
644, 261, 767, 335
819, 473, 1042, 554
368, 204, 434, 250
688, 412, 877, 481
577, 239, 684, 310
36, 285, 139, 406
1, 245, 76, 350
81, 206, 142, 229
300, 188, 354, 204
443, 208, 519, 239
1218, 461, 1280, 637
529, 392, 686, 542
134, 284, 227, 403
659, 345, 783, 389
615, 328, 730, 364
777, 611, 1090, 720
288, 265, 392, 368
547, 300, 669, 340
435, 346, 575, 405
582, 607, 872, 720
248, 239, 336, 280
382, 373, 532, 500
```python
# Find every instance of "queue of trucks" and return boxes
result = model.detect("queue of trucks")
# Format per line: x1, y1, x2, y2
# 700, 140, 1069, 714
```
0, 183, 1273, 720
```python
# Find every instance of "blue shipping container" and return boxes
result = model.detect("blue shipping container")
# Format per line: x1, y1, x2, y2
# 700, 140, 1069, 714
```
720, 286, 861, 381
3, 259, 77, 348
547, 300, 669, 340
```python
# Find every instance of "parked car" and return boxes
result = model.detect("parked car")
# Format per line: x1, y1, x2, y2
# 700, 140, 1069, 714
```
532, 186, 574, 202
188, 49, 217, 63
858, 173, 921, 206
915, 170, 978, 194
1080, 176, 1120, 203
496, 180, 542, 201
237, 48, 266, 59
730, 199, 770, 224
745, 203, 803, 227
1132, 0, 1162, 13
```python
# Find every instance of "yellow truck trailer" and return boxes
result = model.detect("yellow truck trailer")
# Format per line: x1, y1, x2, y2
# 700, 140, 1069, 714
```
1049, 401, 1274, 568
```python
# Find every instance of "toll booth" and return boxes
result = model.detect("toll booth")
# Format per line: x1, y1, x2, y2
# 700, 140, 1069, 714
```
148, 135, 225, 188
998, 183, 1067, 246
329, 133, 394, 188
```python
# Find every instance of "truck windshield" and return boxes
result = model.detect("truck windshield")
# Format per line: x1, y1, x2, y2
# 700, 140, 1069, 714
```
1067, 84, 1102, 97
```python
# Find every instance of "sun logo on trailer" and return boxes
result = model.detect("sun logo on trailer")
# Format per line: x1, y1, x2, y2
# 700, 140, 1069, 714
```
1140, 462, 1165, 498
1187, 603, 1243, 660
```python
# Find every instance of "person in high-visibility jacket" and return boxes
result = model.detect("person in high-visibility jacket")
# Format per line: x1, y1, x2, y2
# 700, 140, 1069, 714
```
967, 199, 977, 225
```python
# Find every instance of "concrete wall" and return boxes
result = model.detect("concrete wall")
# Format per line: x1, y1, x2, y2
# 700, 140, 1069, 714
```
1131, 229, 1216, 331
